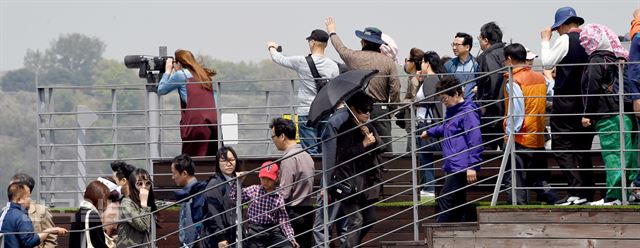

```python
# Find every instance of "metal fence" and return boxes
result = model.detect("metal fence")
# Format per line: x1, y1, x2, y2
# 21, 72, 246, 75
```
29, 60, 640, 247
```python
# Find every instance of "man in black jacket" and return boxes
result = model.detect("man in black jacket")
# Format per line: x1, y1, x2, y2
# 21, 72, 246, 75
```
476, 21, 507, 150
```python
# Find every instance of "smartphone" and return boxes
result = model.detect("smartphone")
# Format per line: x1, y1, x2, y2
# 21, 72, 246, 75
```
276, 46, 283, 52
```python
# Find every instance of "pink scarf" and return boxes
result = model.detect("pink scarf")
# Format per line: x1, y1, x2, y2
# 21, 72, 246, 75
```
579, 23, 629, 60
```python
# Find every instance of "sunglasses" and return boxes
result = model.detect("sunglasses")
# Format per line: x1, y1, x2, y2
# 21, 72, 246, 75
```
358, 107, 373, 114
136, 180, 152, 189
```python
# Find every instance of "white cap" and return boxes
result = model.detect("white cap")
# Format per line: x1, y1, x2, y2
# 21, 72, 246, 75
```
525, 47, 538, 60
97, 177, 122, 195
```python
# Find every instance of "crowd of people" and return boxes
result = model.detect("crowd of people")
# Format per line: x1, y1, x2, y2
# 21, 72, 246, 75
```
3, 5, 640, 248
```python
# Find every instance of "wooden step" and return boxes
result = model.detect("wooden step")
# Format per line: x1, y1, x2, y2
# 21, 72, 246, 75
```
378, 240, 425, 247
478, 208, 640, 224
426, 208, 640, 248
433, 223, 640, 239
432, 238, 637, 248
423, 222, 479, 248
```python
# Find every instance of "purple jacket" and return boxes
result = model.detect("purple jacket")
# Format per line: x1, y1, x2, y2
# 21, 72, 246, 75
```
427, 100, 483, 173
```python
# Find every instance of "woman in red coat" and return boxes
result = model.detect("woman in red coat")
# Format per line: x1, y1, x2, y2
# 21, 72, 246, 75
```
158, 49, 219, 157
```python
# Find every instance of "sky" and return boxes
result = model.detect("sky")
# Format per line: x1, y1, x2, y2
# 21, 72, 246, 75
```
0, 0, 638, 71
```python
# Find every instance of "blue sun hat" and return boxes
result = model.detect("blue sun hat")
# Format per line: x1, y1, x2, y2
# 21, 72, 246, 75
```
551, 6, 584, 31
355, 27, 385, 45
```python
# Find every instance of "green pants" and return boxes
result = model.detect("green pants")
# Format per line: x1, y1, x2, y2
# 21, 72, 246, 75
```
596, 115, 639, 201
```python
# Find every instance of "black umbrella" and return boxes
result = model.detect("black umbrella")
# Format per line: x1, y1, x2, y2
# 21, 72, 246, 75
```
307, 69, 379, 127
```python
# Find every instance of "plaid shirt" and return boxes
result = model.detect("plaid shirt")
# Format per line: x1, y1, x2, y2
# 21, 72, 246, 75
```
229, 184, 295, 241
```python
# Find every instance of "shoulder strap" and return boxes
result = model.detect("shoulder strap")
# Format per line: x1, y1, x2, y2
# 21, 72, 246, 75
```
305, 55, 322, 79
84, 209, 94, 248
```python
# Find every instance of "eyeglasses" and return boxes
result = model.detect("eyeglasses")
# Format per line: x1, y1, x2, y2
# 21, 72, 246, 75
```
219, 158, 236, 164
270, 134, 279, 139
451, 43, 464, 47
404, 58, 413, 63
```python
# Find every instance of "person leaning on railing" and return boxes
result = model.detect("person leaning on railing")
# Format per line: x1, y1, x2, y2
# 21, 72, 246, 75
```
420, 76, 483, 223
158, 49, 219, 158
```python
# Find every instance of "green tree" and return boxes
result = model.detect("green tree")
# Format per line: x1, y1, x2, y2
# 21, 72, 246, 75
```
0, 68, 36, 91
23, 33, 106, 86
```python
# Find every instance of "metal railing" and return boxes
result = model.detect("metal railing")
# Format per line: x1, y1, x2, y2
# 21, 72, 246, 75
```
28, 60, 640, 247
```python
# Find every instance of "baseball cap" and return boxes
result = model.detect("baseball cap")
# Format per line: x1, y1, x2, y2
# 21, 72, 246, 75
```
525, 47, 538, 60
306, 29, 330, 42
258, 161, 279, 181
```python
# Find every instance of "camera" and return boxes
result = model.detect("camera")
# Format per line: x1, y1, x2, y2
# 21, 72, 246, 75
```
124, 55, 173, 78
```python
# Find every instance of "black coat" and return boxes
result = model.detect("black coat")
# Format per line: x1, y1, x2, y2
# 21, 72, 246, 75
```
204, 173, 238, 246
476, 42, 506, 119
334, 118, 384, 202
581, 50, 620, 121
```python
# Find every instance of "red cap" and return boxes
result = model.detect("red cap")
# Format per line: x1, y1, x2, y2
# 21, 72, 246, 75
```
258, 161, 279, 181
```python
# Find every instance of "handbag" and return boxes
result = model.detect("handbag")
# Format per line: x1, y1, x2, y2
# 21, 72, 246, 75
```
394, 108, 407, 129
305, 55, 330, 92
329, 175, 357, 200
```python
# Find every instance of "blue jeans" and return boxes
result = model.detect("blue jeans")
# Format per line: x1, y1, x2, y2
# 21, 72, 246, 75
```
416, 122, 440, 193
298, 115, 325, 155
298, 115, 320, 154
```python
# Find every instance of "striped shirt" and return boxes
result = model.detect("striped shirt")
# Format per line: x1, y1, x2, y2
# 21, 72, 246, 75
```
229, 184, 295, 241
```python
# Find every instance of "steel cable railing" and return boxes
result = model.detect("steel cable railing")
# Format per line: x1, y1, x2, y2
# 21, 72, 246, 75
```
29, 60, 640, 247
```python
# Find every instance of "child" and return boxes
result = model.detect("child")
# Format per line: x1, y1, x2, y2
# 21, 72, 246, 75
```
230, 161, 300, 248
421, 76, 483, 222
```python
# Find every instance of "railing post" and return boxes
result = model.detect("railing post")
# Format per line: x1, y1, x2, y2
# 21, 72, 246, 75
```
508, 66, 518, 206
111, 89, 118, 160
618, 62, 629, 205
265, 91, 272, 154
216, 81, 223, 149
409, 103, 419, 241
322, 150, 330, 247
491, 137, 512, 206
289, 79, 296, 119
0, 233, 4, 248
236, 177, 244, 248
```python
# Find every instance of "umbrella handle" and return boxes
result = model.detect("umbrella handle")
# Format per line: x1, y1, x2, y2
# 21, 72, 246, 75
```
359, 125, 370, 136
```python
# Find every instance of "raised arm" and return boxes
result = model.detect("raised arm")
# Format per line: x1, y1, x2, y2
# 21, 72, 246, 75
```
326, 17, 358, 65
540, 29, 569, 69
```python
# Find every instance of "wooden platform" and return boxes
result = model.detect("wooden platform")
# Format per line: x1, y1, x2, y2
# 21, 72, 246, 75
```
425, 207, 640, 248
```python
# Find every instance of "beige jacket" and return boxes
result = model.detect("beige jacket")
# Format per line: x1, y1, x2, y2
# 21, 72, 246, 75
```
330, 33, 400, 105
28, 203, 57, 248
401, 76, 420, 131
